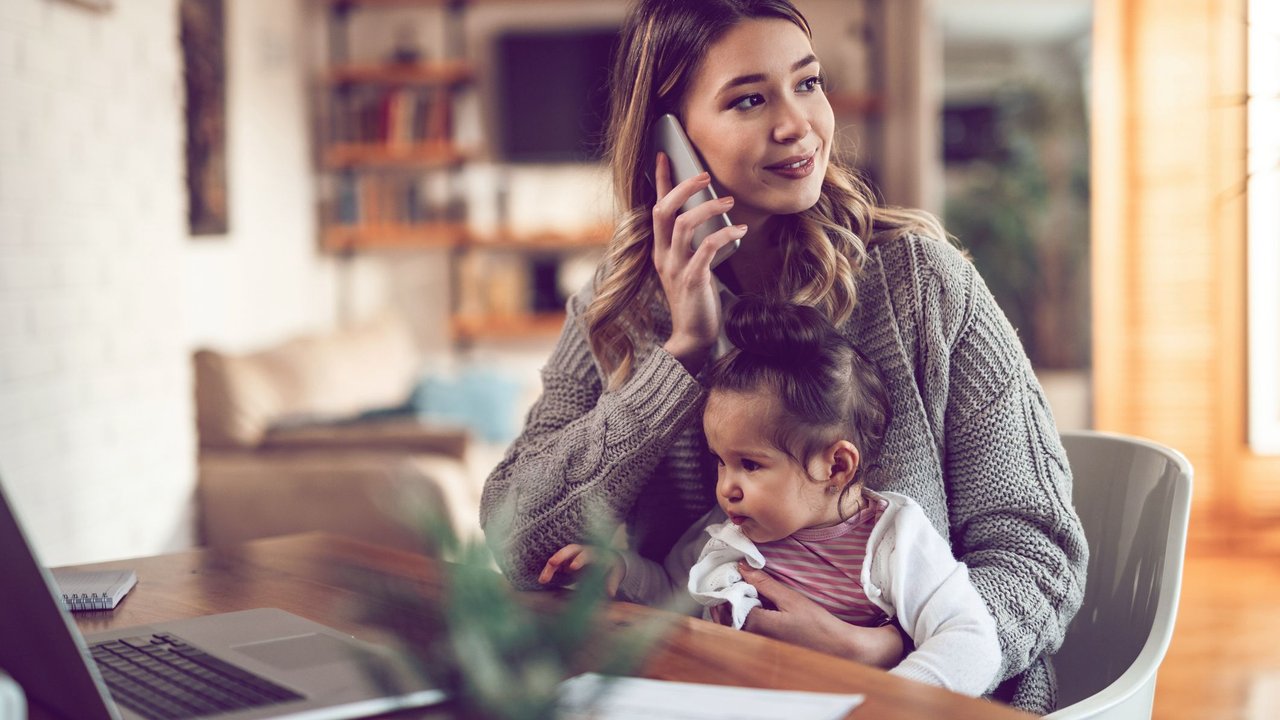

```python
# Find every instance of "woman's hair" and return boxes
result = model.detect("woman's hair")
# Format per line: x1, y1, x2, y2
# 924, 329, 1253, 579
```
585, 0, 946, 389
708, 296, 891, 510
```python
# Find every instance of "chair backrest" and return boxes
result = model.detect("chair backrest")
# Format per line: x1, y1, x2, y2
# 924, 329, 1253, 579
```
1046, 431, 1193, 720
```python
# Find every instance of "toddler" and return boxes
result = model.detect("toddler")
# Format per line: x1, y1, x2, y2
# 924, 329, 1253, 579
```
540, 297, 1000, 695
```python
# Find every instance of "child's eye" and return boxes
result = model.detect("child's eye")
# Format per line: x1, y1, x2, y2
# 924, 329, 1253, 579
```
710, 453, 725, 467
797, 75, 824, 93
741, 459, 761, 472
729, 93, 765, 111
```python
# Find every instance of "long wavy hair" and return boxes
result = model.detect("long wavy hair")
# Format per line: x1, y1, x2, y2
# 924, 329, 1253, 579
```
587, 0, 945, 389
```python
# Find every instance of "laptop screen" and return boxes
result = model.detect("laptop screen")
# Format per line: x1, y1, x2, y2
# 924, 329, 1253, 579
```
0, 479, 118, 720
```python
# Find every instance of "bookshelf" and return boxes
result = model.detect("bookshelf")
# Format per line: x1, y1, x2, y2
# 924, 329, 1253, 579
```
316, 0, 612, 342
319, 0, 473, 253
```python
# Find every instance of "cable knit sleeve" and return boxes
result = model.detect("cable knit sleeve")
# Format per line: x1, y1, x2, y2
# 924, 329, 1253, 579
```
479, 285, 707, 589
929, 242, 1089, 686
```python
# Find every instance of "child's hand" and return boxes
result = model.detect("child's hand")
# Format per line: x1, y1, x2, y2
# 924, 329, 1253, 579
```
538, 544, 624, 597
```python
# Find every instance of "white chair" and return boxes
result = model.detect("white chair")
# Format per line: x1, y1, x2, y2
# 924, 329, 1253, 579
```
1046, 430, 1193, 720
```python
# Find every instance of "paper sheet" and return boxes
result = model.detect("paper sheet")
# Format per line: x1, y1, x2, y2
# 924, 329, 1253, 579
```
557, 673, 864, 720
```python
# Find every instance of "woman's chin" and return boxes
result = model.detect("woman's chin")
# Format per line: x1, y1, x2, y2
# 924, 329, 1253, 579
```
760, 188, 824, 217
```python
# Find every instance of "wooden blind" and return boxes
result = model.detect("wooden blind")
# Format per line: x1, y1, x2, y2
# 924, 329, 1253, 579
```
1093, 0, 1280, 536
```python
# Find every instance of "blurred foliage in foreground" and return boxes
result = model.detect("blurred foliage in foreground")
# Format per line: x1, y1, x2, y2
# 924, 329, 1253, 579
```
349, 498, 672, 720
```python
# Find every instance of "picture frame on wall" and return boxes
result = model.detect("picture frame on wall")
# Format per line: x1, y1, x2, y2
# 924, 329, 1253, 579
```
181, 0, 229, 236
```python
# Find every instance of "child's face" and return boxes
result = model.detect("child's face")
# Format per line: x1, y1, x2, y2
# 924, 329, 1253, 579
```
679, 18, 834, 232
704, 388, 841, 543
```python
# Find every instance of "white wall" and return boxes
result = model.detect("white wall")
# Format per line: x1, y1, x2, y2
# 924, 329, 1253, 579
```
0, 0, 193, 566
0, 0, 389, 566
184, 0, 394, 353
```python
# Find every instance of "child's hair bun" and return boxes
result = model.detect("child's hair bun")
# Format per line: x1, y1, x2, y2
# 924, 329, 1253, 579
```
723, 296, 833, 362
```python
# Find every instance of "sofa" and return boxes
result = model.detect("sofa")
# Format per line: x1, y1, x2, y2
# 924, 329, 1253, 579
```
192, 314, 484, 554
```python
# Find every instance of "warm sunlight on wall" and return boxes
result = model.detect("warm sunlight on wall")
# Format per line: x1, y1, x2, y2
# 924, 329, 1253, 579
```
1247, 0, 1280, 455
1094, 0, 1280, 537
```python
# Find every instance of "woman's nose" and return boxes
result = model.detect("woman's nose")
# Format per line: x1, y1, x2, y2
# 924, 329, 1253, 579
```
771, 98, 811, 144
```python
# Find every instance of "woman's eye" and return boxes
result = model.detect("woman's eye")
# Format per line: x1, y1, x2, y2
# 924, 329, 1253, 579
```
798, 75, 824, 93
729, 94, 765, 111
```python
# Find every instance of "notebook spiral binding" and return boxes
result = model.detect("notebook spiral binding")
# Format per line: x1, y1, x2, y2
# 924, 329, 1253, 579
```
59, 593, 117, 611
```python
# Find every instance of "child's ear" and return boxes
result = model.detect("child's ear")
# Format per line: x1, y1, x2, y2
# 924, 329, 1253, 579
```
825, 440, 861, 487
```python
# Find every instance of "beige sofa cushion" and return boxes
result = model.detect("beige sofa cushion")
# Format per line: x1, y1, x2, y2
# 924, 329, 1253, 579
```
195, 314, 421, 448
198, 449, 482, 550
262, 419, 468, 459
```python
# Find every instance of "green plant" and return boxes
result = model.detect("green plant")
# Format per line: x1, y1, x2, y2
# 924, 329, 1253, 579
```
945, 82, 1092, 370
348, 502, 669, 720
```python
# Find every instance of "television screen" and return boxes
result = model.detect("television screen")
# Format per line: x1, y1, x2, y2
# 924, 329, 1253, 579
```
494, 27, 620, 163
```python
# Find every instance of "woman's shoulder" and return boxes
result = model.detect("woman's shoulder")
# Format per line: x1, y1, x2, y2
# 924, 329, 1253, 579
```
867, 233, 974, 289
859, 234, 978, 337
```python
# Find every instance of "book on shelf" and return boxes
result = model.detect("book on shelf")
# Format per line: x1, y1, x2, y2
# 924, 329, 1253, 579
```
51, 568, 137, 612
333, 174, 463, 227
331, 86, 447, 148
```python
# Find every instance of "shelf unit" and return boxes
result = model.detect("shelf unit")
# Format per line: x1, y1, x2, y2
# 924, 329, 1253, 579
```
316, 0, 611, 342
319, 0, 474, 253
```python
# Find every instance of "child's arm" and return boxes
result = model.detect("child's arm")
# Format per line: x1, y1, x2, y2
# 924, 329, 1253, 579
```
615, 508, 719, 610
538, 544, 626, 596
874, 499, 1001, 696
541, 509, 720, 610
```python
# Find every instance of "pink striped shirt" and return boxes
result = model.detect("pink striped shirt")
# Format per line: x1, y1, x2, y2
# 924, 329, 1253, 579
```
756, 496, 889, 626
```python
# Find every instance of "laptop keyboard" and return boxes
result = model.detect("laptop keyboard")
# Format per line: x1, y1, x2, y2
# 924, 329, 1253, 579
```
89, 632, 303, 720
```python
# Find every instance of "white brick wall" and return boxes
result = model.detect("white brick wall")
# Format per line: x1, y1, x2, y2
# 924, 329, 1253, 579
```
0, 0, 193, 566
0, 0, 417, 566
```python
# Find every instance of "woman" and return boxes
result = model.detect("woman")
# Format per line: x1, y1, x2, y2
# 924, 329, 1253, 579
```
480, 0, 1087, 712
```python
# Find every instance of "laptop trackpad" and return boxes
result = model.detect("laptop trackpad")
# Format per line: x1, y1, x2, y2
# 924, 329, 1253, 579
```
233, 633, 372, 671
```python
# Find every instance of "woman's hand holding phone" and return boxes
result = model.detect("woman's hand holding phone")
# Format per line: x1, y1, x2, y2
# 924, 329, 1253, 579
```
651, 151, 748, 374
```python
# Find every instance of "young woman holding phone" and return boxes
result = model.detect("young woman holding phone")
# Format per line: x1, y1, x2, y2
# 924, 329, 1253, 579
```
480, 0, 1087, 712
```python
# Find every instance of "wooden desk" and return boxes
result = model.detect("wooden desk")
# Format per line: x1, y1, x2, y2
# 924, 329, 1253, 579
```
50, 533, 1032, 720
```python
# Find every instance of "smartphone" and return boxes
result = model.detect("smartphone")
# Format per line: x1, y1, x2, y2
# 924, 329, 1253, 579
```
652, 113, 739, 268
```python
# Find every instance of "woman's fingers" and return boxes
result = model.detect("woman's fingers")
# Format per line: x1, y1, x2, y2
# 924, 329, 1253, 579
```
738, 563, 799, 609
652, 175, 713, 245
671, 195, 735, 249
691, 222, 748, 268
703, 568, 805, 636
654, 151, 673, 199
651, 152, 715, 250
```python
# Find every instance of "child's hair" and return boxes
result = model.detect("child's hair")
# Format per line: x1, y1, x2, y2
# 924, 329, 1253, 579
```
707, 296, 891, 508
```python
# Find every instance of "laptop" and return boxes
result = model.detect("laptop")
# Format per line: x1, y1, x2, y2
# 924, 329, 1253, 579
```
0, 480, 445, 720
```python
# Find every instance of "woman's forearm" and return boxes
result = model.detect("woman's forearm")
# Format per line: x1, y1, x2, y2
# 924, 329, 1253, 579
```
481, 344, 706, 588
827, 618, 905, 669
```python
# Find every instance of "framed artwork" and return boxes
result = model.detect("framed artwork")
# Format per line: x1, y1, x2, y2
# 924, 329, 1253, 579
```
181, 0, 229, 236
1248, 0, 1280, 453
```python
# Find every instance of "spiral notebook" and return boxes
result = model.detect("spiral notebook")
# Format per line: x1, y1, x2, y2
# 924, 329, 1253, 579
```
51, 568, 137, 611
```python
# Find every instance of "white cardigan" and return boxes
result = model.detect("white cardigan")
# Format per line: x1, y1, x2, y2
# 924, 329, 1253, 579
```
617, 491, 1001, 696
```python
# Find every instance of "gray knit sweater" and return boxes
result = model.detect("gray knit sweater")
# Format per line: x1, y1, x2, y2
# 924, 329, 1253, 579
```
480, 234, 1088, 714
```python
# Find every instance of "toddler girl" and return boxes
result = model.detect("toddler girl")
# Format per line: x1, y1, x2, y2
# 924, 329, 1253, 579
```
540, 297, 1000, 695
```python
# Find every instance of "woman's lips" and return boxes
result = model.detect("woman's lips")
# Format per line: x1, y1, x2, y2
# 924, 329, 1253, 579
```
764, 152, 816, 179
